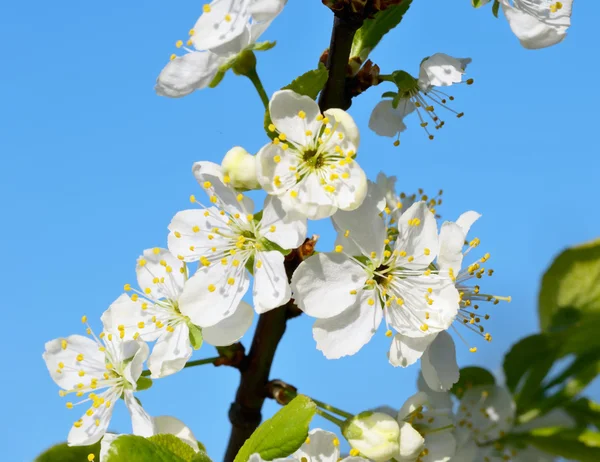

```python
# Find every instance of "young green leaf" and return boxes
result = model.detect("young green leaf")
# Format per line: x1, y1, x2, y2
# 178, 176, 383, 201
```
518, 428, 600, 462
539, 238, 600, 332
503, 334, 558, 393
35, 441, 100, 462
450, 366, 495, 399
234, 395, 317, 462
104, 435, 192, 462
350, 1, 413, 61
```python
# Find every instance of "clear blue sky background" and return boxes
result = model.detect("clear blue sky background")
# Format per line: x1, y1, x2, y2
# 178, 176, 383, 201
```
1, 1, 598, 460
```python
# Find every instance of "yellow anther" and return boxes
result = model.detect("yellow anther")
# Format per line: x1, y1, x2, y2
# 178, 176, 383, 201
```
210, 195, 218, 204
153, 247, 160, 255
281, 143, 289, 150
144, 288, 151, 295
225, 13, 232, 21
385, 330, 393, 337
203, 181, 212, 189
232, 259, 240, 267
384, 250, 391, 258
227, 278, 235, 285
470, 347, 478, 353
207, 284, 217, 293
350, 449, 360, 457
66, 402, 73, 409
61, 339, 68, 350
408, 256, 414, 262
237, 193, 244, 201
175, 40, 183, 48
306, 437, 311, 444
333, 437, 340, 446
424, 248, 431, 256
367, 298, 375, 306
290, 190, 298, 198
335, 245, 344, 253
124, 284, 131, 292
78, 370, 85, 377
80, 315, 88, 324
256, 260, 263, 269
203, 4, 211, 13
73, 420, 83, 428
88, 454, 96, 462
166, 325, 175, 333
298, 110, 306, 119
349, 289, 357, 295
268, 123, 276, 132
420, 324, 429, 332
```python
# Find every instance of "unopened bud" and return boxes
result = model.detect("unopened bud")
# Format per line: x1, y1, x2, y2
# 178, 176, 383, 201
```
221, 147, 260, 191
342, 412, 400, 462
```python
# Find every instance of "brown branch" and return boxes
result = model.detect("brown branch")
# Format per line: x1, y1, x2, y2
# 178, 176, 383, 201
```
318, 13, 364, 112
223, 239, 317, 462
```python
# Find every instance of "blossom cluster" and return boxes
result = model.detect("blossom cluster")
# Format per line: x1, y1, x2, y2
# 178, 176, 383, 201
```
41, 0, 573, 459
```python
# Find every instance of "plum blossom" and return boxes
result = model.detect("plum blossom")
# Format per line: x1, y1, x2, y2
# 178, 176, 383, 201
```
168, 161, 306, 326
156, 0, 286, 97
43, 327, 153, 446
500, 0, 573, 49
291, 181, 459, 360
369, 54, 472, 144
101, 247, 253, 378
256, 90, 368, 220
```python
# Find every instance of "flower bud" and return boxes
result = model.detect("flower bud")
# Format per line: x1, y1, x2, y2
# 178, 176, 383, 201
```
221, 147, 260, 191
342, 411, 400, 462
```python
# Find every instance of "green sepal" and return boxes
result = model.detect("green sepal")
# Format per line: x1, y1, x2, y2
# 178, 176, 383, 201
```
381, 91, 397, 99
492, 0, 500, 17
136, 376, 153, 391
188, 323, 204, 351
251, 41, 276, 52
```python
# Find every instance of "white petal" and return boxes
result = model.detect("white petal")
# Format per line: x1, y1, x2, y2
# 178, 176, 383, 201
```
455, 211, 481, 236
421, 331, 459, 392
68, 388, 119, 446
416, 374, 454, 411
253, 250, 291, 313
324, 108, 360, 149
421, 431, 456, 462
397, 391, 429, 421
334, 160, 368, 212
502, 0, 572, 49
396, 201, 439, 268
153, 416, 199, 451
291, 252, 366, 319
43, 335, 106, 390
295, 429, 340, 462
255, 142, 300, 195
179, 263, 250, 327
388, 333, 437, 368
204, 300, 254, 346
124, 389, 155, 437
155, 52, 223, 98
191, 1, 250, 51
249, 0, 287, 22
398, 422, 425, 459
99, 433, 119, 462
288, 173, 340, 220
168, 208, 230, 262
437, 222, 466, 274
192, 161, 255, 215
313, 291, 383, 359
136, 248, 185, 300
101, 294, 163, 343
260, 195, 307, 249
333, 180, 386, 258
123, 340, 149, 387
147, 325, 193, 378
369, 99, 415, 137
418, 53, 471, 89
269, 90, 321, 145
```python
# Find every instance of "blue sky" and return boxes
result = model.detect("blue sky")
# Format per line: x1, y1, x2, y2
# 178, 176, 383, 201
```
1, 1, 598, 460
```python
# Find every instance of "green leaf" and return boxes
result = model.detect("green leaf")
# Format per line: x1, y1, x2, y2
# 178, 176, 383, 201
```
148, 435, 198, 461
450, 366, 495, 399
191, 450, 213, 462
539, 239, 600, 332
492, 0, 500, 17
234, 395, 317, 462
35, 441, 100, 462
503, 334, 558, 393
136, 376, 153, 391
566, 398, 600, 430
264, 65, 329, 138
188, 323, 203, 350
350, 0, 413, 61
105, 435, 193, 462
518, 428, 600, 462
471, 0, 492, 7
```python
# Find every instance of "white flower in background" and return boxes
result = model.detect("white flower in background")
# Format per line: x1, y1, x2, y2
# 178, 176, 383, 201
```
291, 181, 459, 360
369, 54, 472, 144
43, 326, 153, 446
500, 0, 573, 49
101, 248, 253, 378
168, 161, 306, 325
343, 412, 401, 461
100, 415, 202, 461
389, 210, 511, 392
221, 146, 261, 190
156, 0, 286, 98
256, 90, 367, 220
250, 429, 369, 462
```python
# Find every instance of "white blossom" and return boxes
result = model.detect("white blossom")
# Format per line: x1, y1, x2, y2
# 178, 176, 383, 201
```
221, 146, 261, 190
156, 0, 286, 98
369, 54, 472, 144
256, 90, 368, 220
343, 412, 401, 462
43, 328, 153, 446
500, 0, 573, 49
291, 181, 459, 360
101, 248, 253, 378
168, 161, 306, 325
